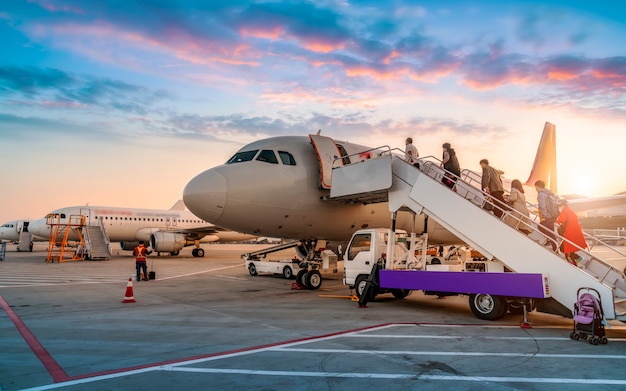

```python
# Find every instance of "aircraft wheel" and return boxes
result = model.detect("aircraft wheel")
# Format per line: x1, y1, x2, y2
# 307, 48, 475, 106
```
192, 248, 198, 257
569, 332, 576, 340
469, 294, 507, 320
600, 336, 608, 344
170, 250, 180, 256
296, 269, 307, 286
573, 333, 580, 340
283, 266, 293, 279
305, 270, 322, 290
196, 248, 205, 257
248, 263, 258, 276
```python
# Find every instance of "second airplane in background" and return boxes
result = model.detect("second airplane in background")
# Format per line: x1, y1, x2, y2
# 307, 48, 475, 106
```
28, 200, 256, 257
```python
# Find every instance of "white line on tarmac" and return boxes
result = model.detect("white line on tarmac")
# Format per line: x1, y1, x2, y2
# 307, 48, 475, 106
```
273, 347, 626, 359
348, 334, 626, 341
163, 367, 626, 385
152, 264, 241, 281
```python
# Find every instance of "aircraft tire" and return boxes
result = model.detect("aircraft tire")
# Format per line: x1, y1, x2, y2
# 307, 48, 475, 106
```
295, 269, 307, 286
305, 270, 322, 290
283, 266, 293, 279
171, 250, 180, 256
469, 293, 507, 320
248, 263, 258, 276
192, 249, 198, 257
196, 248, 205, 257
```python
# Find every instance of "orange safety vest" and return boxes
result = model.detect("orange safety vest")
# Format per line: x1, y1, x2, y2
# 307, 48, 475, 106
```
134, 245, 147, 261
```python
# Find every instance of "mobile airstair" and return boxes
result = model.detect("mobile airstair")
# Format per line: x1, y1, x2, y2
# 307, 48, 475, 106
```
327, 145, 626, 320
84, 220, 111, 260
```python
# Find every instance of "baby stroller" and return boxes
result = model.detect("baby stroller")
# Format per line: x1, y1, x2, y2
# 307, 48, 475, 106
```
569, 287, 608, 345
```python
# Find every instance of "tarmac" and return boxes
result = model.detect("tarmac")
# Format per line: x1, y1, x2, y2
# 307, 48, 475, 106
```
2, 242, 626, 391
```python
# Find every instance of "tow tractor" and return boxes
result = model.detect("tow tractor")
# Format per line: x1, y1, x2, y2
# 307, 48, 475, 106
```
343, 228, 550, 320
243, 240, 338, 289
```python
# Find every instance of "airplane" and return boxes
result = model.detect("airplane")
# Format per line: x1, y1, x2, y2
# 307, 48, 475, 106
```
0, 220, 47, 249
27, 201, 257, 257
182, 122, 626, 259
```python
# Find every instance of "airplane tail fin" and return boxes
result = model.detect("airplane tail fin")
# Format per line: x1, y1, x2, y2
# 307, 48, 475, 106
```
524, 122, 557, 193
170, 200, 186, 211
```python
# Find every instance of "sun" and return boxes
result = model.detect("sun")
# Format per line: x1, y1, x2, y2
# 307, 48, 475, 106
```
573, 177, 594, 197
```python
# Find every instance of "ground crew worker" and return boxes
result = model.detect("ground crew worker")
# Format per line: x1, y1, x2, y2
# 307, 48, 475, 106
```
133, 241, 151, 281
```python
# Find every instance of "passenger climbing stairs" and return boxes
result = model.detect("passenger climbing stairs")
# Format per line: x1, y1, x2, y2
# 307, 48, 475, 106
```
327, 143, 626, 320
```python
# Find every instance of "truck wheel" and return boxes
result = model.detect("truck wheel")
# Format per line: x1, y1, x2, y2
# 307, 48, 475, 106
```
283, 266, 293, 279
355, 275, 375, 302
296, 269, 307, 286
391, 289, 412, 299
248, 263, 258, 276
469, 294, 507, 320
305, 270, 322, 290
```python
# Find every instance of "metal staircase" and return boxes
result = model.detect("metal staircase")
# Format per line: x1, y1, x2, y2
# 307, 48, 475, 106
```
84, 220, 110, 260
329, 151, 626, 320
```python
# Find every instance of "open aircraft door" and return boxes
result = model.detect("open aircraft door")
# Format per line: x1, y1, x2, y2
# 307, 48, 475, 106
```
309, 134, 344, 189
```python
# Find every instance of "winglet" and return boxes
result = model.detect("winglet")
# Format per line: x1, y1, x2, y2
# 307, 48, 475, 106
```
170, 200, 186, 210
524, 122, 557, 193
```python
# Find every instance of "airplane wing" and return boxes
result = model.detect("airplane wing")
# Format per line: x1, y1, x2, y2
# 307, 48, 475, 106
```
567, 194, 626, 213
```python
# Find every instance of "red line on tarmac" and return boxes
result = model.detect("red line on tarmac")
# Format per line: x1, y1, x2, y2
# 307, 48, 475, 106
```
0, 296, 69, 383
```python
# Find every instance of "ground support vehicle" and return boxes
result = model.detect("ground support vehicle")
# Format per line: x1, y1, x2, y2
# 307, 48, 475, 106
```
242, 240, 338, 289
344, 228, 549, 320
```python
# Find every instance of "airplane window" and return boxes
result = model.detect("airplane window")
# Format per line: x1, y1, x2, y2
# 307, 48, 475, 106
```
278, 151, 296, 166
227, 150, 258, 164
61, 214, 66, 218
256, 150, 279, 164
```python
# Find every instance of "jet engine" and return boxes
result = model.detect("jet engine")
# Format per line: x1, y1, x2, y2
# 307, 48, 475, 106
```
150, 232, 187, 255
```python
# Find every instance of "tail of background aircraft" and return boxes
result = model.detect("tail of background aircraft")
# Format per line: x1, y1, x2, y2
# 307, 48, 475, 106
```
524, 122, 557, 193
170, 200, 186, 211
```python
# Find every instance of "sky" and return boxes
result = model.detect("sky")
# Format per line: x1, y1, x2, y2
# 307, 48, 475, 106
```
0, 0, 625, 224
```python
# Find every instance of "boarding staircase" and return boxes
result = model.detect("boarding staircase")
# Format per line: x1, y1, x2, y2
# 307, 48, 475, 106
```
17, 231, 33, 252
329, 150, 626, 320
84, 221, 110, 260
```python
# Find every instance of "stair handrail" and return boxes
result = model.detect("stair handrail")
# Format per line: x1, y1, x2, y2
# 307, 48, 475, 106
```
331, 145, 393, 169
394, 155, 626, 288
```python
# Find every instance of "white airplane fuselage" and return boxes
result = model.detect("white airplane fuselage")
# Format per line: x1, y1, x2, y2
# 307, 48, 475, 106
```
183, 136, 458, 243
28, 206, 254, 243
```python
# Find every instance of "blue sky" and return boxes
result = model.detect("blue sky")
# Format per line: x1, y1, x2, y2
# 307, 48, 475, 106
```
0, 0, 625, 223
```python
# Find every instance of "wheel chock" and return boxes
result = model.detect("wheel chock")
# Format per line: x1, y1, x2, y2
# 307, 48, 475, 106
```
520, 321, 532, 329
358, 303, 368, 309
291, 282, 303, 290
350, 294, 359, 302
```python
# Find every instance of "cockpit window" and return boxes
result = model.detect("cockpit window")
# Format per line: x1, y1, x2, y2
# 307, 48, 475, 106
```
226, 150, 258, 164
278, 151, 296, 166
256, 150, 279, 164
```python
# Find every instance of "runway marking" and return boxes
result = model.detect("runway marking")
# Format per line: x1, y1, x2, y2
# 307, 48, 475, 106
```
15, 322, 626, 390
162, 367, 626, 385
0, 296, 69, 383
155, 264, 240, 281
272, 347, 626, 359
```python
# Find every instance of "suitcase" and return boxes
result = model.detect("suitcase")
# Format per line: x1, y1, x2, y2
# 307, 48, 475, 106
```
149, 271, 156, 280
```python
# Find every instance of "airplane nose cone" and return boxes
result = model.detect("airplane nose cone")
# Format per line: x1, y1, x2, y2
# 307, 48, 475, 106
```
183, 169, 227, 223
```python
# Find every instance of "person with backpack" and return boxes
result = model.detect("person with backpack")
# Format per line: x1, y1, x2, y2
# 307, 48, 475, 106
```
535, 180, 559, 251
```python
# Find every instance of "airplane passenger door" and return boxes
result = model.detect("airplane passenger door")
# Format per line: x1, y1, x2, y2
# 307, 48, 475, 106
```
309, 134, 344, 190
80, 209, 91, 226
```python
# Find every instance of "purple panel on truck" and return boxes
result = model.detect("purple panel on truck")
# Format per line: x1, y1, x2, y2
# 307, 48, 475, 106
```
379, 270, 548, 298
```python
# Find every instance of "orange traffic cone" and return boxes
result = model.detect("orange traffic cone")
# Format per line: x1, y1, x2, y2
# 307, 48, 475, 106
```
121, 277, 136, 303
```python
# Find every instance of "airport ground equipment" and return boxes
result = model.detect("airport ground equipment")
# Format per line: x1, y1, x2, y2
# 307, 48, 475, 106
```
84, 220, 111, 260
330, 145, 626, 321
45, 214, 86, 262
17, 231, 32, 252
0, 242, 6, 261
242, 240, 338, 289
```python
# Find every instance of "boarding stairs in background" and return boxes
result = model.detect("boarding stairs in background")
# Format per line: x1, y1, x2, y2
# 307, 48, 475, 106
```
329, 151, 626, 320
84, 222, 110, 260
17, 231, 33, 252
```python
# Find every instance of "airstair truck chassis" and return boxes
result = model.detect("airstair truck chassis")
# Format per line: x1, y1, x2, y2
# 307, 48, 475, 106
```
343, 228, 550, 320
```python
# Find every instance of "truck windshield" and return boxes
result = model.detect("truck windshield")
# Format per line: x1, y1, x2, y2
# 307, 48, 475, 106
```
348, 233, 371, 260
